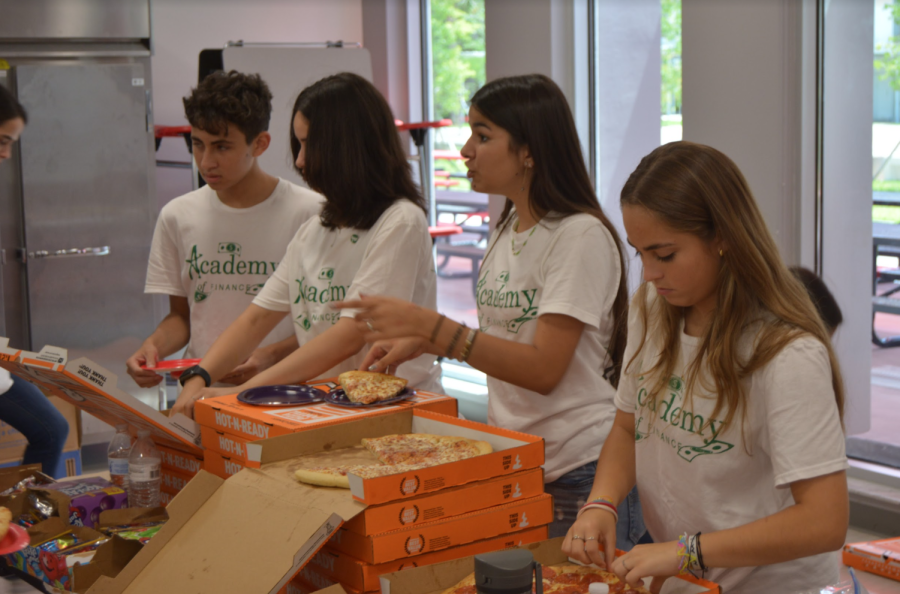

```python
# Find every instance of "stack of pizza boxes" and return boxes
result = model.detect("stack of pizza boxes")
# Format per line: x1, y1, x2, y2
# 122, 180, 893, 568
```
158, 444, 204, 506
288, 411, 554, 594
193, 378, 458, 480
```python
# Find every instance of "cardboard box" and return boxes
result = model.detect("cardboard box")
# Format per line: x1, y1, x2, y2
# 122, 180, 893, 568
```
327, 493, 552, 564
343, 467, 545, 536
159, 466, 195, 493
0, 338, 201, 456
0, 395, 81, 464
202, 448, 244, 479
843, 537, 900, 582
200, 424, 256, 465
157, 444, 202, 476
158, 488, 176, 507
379, 536, 721, 594
0, 447, 83, 478
313, 526, 548, 592
3, 516, 107, 591
296, 563, 366, 594
82, 469, 361, 594
194, 384, 457, 445
45, 476, 129, 529
281, 576, 351, 594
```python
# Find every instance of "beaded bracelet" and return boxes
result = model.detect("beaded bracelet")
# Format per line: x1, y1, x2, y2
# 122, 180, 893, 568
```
445, 324, 466, 358
459, 328, 478, 362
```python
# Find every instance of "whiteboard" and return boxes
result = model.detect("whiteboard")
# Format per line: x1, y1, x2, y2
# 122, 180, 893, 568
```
223, 46, 373, 185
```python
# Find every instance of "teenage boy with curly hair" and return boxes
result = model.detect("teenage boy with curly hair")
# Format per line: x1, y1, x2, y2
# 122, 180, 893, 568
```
126, 71, 322, 389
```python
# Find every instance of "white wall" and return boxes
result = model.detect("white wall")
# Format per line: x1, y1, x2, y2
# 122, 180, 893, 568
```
150, 0, 362, 208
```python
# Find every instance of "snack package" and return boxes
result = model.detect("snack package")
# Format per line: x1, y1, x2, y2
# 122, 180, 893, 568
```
42, 476, 128, 528
0, 470, 54, 498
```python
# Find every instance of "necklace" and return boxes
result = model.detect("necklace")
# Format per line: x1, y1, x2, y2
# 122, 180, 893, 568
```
510, 221, 537, 256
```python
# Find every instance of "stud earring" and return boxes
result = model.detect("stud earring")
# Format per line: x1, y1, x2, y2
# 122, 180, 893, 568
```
719, 249, 724, 257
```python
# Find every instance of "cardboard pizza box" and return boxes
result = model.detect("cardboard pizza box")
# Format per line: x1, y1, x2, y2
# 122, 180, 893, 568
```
202, 447, 243, 479
157, 444, 202, 476
295, 563, 368, 594
327, 493, 552, 565
0, 338, 201, 456
380, 536, 721, 594
159, 466, 195, 493
278, 583, 348, 594
313, 526, 548, 592
157, 488, 175, 507
193, 382, 458, 444
343, 467, 545, 536
83, 470, 361, 594
843, 537, 900, 582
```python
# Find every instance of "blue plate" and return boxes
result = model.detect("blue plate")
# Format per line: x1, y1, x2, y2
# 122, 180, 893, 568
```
326, 388, 416, 408
237, 385, 326, 406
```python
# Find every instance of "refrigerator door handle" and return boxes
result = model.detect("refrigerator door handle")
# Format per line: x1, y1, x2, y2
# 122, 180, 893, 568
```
18, 246, 111, 262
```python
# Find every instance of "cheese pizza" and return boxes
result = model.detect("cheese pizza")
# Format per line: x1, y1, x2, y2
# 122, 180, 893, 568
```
338, 370, 408, 404
294, 433, 493, 488
440, 563, 651, 594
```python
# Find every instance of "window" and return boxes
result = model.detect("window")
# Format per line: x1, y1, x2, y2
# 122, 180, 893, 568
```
661, 0, 682, 144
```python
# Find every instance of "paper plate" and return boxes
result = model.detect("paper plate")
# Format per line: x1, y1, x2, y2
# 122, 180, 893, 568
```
237, 385, 327, 406
0, 525, 30, 555
141, 358, 201, 372
325, 388, 415, 408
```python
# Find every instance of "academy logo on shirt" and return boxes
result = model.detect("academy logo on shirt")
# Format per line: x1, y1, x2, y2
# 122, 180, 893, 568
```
476, 269, 539, 334
634, 374, 734, 462
194, 282, 210, 303
184, 244, 279, 281
292, 268, 350, 331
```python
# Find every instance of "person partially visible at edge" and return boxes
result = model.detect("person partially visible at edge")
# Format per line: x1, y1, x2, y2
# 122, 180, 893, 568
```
563, 141, 848, 594
172, 72, 441, 419
336, 74, 648, 545
125, 71, 322, 390
0, 84, 70, 477
790, 266, 843, 337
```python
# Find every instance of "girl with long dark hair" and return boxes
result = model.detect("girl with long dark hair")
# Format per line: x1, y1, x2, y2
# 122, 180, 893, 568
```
338, 74, 643, 543
174, 73, 440, 417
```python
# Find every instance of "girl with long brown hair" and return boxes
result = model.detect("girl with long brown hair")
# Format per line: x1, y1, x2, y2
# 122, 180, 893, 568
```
563, 141, 848, 593
337, 74, 642, 543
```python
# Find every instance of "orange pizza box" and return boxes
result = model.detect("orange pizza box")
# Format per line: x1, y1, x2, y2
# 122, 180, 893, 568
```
0, 337, 201, 456
160, 466, 195, 493
326, 493, 553, 565
193, 379, 457, 443
843, 537, 900, 582
277, 580, 348, 594
158, 488, 175, 507
157, 444, 202, 476
202, 448, 245, 479
200, 424, 256, 465
343, 467, 545, 536
379, 536, 721, 594
82, 469, 358, 594
314, 526, 548, 592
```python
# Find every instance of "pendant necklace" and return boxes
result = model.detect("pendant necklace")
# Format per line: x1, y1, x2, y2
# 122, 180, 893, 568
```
511, 221, 537, 256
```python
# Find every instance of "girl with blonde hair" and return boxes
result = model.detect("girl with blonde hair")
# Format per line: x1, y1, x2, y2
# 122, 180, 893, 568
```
563, 141, 848, 594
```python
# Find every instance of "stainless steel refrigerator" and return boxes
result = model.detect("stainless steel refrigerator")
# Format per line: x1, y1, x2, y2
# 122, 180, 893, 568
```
0, 0, 159, 443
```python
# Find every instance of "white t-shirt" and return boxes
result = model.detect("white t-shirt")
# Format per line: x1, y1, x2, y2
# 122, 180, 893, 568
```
0, 369, 12, 395
145, 178, 322, 358
253, 199, 441, 391
615, 291, 848, 594
479, 211, 621, 482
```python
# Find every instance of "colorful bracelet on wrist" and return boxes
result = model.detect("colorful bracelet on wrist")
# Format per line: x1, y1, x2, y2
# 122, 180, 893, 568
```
676, 532, 707, 577
577, 497, 618, 522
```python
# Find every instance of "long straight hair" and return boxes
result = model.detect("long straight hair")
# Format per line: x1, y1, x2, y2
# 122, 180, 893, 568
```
621, 141, 844, 436
291, 73, 425, 230
471, 74, 629, 385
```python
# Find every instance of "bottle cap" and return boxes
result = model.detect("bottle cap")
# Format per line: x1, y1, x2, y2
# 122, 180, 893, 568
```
137, 429, 151, 438
116, 424, 128, 432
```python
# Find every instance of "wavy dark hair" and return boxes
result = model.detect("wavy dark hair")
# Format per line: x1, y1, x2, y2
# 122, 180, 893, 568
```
471, 74, 629, 386
0, 85, 27, 126
183, 70, 272, 142
291, 72, 424, 230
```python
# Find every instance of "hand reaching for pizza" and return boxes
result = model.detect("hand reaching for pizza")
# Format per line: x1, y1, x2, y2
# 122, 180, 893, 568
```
609, 543, 679, 594
361, 337, 429, 374
333, 295, 439, 342
562, 507, 619, 569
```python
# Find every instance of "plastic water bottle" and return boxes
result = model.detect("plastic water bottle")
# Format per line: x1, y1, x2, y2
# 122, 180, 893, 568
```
128, 429, 161, 508
107, 424, 133, 492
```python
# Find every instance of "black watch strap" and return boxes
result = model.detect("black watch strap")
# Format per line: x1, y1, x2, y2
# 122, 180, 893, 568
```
178, 365, 211, 387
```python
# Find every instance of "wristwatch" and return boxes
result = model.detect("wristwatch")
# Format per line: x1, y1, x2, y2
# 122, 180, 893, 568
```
178, 365, 211, 388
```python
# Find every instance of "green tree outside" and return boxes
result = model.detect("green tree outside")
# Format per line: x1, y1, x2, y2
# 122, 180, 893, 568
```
876, 1, 900, 91
661, 0, 682, 116
431, 0, 485, 122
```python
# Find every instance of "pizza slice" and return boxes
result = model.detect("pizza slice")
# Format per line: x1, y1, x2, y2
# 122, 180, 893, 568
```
294, 463, 429, 489
338, 371, 408, 404
362, 434, 493, 466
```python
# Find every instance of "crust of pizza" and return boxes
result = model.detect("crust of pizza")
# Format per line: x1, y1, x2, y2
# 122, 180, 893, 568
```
293, 467, 353, 488
0, 506, 10, 541
338, 371, 408, 404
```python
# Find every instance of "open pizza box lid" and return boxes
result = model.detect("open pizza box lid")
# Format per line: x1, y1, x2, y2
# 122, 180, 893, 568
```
379, 536, 721, 594
0, 338, 201, 455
